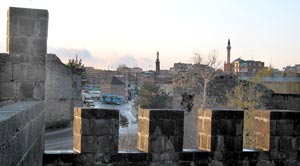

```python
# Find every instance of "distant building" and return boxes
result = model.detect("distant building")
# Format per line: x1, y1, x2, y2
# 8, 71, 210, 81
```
283, 64, 300, 76
223, 39, 265, 76
231, 58, 264, 76
172, 62, 193, 74
85, 67, 119, 86
101, 76, 126, 98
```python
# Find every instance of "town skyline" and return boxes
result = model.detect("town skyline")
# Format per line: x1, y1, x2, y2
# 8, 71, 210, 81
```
0, 0, 299, 70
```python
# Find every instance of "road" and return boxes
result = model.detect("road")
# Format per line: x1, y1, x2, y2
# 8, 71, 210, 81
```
45, 100, 138, 151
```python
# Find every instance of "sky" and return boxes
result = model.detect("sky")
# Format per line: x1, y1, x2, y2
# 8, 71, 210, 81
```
0, 0, 299, 70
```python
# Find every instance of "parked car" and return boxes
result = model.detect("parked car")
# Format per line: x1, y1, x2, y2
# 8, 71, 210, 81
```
101, 94, 123, 105
83, 94, 95, 106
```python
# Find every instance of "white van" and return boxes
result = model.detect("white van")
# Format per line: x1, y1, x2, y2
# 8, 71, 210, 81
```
89, 90, 101, 99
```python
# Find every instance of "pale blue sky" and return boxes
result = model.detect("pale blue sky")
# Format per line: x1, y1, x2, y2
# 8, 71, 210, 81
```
0, 0, 299, 70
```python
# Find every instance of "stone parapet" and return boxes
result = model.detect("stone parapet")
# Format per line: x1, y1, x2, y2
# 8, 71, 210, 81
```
73, 107, 119, 164
44, 108, 300, 165
198, 109, 244, 152
0, 101, 44, 166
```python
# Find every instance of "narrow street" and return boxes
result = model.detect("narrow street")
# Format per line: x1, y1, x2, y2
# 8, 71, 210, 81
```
45, 100, 138, 151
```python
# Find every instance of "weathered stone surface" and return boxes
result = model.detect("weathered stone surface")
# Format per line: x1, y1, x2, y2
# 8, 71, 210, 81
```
8, 36, 29, 54
0, 82, 16, 100
0, 101, 44, 166
137, 108, 184, 155
45, 54, 80, 128
73, 108, 119, 157
0, 7, 48, 104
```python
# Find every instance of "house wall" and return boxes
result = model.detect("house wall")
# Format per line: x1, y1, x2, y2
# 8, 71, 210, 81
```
45, 54, 76, 128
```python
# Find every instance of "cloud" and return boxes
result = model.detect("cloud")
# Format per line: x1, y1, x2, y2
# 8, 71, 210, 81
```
47, 47, 153, 70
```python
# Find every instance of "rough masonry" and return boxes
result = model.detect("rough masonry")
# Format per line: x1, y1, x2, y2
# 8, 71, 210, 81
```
0, 7, 48, 105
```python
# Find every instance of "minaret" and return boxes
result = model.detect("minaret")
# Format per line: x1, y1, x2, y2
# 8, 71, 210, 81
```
155, 51, 160, 73
75, 54, 78, 64
227, 39, 231, 64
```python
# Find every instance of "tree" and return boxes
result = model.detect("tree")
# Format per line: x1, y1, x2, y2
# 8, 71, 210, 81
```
66, 56, 86, 86
137, 82, 170, 109
257, 65, 274, 77
66, 56, 85, 76
251, 65, 275, 83
192, 49, 221, 108
226, 81, 264, 110
119, 113, 129, 128
116, 64, 128, 73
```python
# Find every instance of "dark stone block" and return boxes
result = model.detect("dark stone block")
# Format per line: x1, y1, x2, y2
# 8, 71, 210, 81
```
126, 153, 149, 162
294, 121, 300, 136
212, 119, 241, 135
179, 152, 194, 161
0, 82, 15, 99
240, 151, 259, 160
29, 38, 47, 56
269, 136, 279, 151
19, 17, 36, 36
110, 153, 125, 162
43, 153, 78, 164
277, 120, 294, 136
9, 7, 48, 18
156, 119, 177, 135
270, 111, 300, 120
270, 120, 277, 135
193, 152, 211, 161
169, 136, 183, 152
179, 161, 193, 166
279, 136, 293, 152
81, 108, 119, 119
222, 152, 241, 160
38, 18, 48, 37
194, 161, 209, 166
149, 109, 184, 120
212, 110, 244, 120
20, 83, 33, 98
8, 37, 29, 54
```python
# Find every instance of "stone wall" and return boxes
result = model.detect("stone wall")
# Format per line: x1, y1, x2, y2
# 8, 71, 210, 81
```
45, 54, 77, 128
45, 108, 300, 165
266, 93, 300, 110
0, 101, 44, 166
263, 81, 300, 94
0, 7, 48, 105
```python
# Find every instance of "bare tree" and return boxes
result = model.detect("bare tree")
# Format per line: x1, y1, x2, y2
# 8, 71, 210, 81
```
192, 49, 221, 108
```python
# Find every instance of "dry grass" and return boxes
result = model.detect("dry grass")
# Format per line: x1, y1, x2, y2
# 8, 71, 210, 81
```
243, 110, 254, 149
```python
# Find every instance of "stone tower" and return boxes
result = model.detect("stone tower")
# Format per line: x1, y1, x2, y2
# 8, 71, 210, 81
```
227, 39, 231, 64
155, 51, 160, 73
